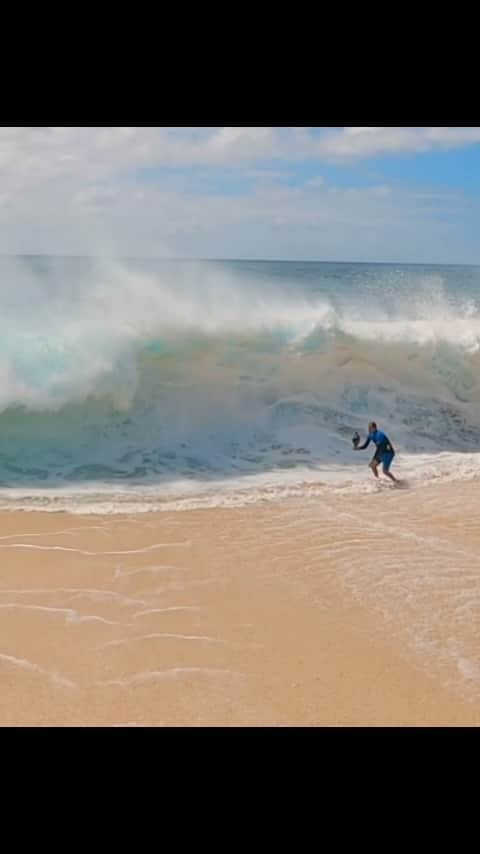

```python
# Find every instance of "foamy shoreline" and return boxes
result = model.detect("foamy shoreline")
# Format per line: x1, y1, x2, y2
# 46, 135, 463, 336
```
1, 449, 480, 516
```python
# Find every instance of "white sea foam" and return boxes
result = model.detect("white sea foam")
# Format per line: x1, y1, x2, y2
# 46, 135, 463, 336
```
2, 257, 480, 511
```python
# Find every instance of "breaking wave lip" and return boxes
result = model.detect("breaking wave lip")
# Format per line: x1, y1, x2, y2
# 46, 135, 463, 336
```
2, 256, 480, 510
2, 255, 480, 415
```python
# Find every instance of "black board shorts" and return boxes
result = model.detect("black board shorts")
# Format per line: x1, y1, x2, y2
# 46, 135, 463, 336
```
372, 442, 395, 465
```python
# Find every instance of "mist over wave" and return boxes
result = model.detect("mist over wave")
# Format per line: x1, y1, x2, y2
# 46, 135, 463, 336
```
2, 256, 480, 508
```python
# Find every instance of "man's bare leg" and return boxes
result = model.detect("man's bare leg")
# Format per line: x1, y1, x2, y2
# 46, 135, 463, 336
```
384, 469, 399, 484
369, 461, 380, 479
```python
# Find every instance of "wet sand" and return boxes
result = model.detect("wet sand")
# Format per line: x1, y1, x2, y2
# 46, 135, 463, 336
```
1, 481, 479, 726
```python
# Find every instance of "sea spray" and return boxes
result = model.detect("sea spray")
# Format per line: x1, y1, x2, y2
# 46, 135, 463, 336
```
1, 256, 480, 508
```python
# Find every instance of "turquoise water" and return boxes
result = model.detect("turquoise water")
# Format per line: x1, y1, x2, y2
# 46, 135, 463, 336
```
1, 255, 480, 509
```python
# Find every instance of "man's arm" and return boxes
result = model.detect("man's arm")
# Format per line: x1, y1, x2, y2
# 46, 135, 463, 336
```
355, 436, 371, 451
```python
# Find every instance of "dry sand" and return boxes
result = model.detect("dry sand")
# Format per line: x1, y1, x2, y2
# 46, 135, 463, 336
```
0, 480, 479, 726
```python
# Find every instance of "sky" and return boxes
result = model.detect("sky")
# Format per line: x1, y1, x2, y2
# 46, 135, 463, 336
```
1, 126, 480, 263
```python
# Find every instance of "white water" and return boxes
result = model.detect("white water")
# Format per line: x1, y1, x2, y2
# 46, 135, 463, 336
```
1, 257, 480, 511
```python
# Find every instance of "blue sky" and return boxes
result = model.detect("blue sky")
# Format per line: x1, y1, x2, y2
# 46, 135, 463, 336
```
0, 127, 479, 263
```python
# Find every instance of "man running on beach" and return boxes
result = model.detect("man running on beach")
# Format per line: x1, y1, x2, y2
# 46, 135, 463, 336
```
354, 422, 399, 483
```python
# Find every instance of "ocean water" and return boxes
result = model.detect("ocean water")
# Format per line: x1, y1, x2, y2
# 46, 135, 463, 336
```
2, 255, 480, 513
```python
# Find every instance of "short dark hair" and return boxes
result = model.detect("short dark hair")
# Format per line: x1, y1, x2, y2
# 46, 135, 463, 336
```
370, 422, 377, 430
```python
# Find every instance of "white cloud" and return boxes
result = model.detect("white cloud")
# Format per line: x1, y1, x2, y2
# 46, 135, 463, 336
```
314, 126, 480, 159
1, 127, 480, 187
0, 168, 469, 262
0, 127, 478, 261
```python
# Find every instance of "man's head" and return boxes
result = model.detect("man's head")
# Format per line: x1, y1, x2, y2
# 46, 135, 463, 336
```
369, 422, 377, 434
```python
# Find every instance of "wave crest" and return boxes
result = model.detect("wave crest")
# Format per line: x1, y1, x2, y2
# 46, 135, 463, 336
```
1, 257, 480, 492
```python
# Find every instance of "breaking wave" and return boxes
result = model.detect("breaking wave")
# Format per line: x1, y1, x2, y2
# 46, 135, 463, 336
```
1, 256, 480, 510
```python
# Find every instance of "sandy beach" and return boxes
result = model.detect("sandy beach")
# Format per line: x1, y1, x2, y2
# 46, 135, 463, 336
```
0, 480, 479, 727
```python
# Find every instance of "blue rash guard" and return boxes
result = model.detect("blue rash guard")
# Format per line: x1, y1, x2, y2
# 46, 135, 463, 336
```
361, 430, 396, 471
